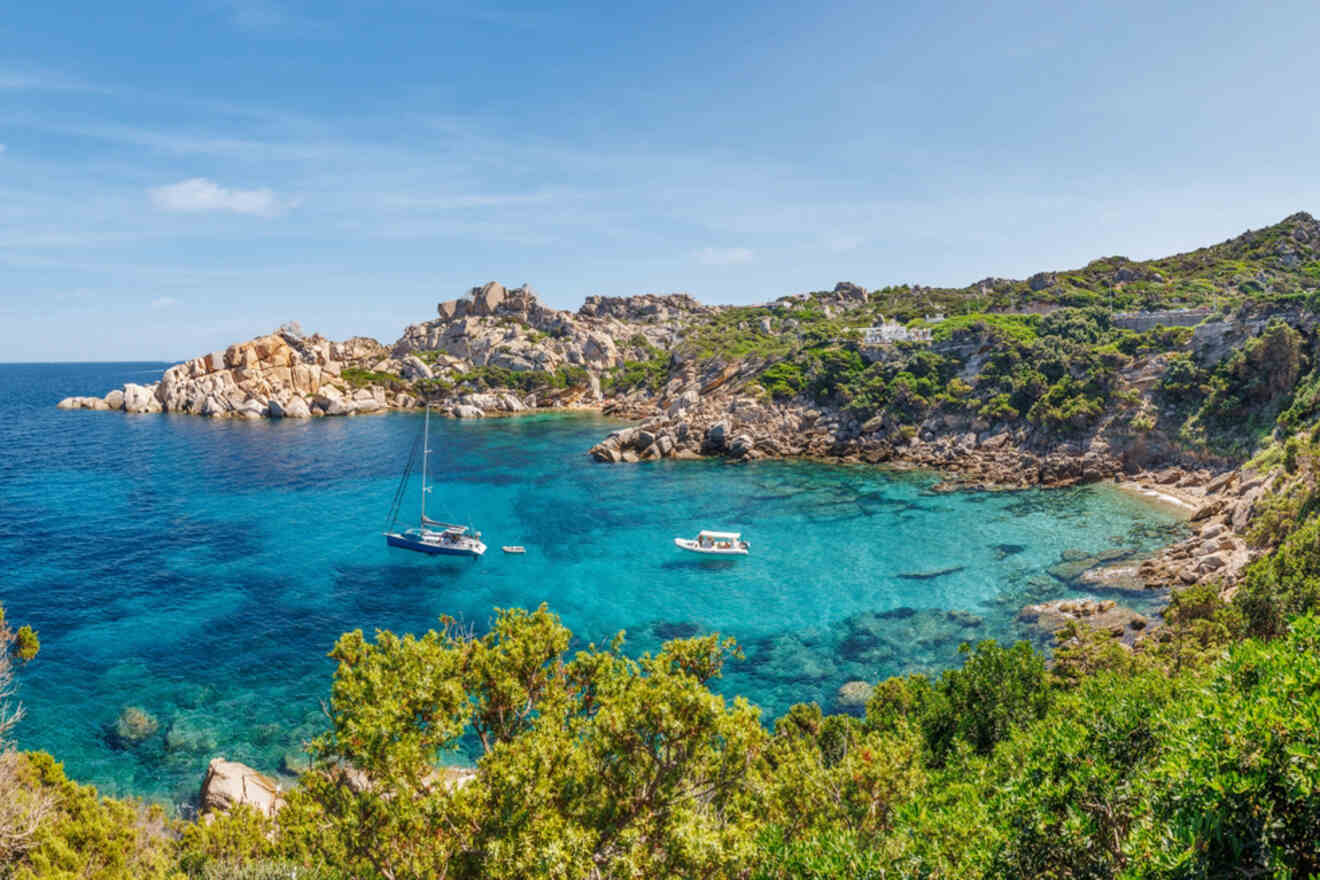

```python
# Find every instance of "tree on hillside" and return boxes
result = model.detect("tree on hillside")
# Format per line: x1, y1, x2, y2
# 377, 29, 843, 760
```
282, 605, 769, 880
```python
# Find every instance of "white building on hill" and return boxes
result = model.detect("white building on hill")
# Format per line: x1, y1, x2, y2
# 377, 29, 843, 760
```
862, 314, 941, 345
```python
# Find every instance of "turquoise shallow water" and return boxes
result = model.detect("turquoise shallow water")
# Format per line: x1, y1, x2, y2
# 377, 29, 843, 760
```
0, 363, 1184, 805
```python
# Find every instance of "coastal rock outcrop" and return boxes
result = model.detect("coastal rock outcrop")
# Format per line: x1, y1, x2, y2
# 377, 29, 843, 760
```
200, 757, 284, 817
57, 395, 110, 410
1017, 598, 1150, 639
68, 328, 402, 421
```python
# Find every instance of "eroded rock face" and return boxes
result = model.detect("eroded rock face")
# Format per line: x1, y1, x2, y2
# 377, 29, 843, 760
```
200, 757, 283, 816
396, 284, 695, 375
71, 328, 394, 421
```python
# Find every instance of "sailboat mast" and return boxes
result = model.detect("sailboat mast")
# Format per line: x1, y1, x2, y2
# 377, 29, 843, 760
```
421, 405, 430, 522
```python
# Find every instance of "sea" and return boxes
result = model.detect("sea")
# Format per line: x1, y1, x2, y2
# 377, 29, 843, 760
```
0, 362, 1185, 805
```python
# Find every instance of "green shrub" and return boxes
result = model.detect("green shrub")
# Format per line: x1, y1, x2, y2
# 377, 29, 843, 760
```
757, 362, 806, 401
9, 752, 180, 880
1026, 377, 1106, 431
803, 347, 865, 404
977, 392, 1020, 422
600, 355, 669, 395
1157, 352, 1205, 403
1235, 515, 1320, 637
930, 313, 1040, 346
340, 368, 408, 391
1125, 617, 1320, 877
867, 640, 1051, 768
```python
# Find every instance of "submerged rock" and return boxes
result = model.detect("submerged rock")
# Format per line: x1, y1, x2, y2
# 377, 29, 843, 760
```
280, 750, 311, 776
1017, 598, 1150, 639
743, 633, 838, 682
834, 680, 875, 715
897, 565, 966, 580
108, 706, 159, 748
164, 715, 218, 754
652, 620, 703, 640
992, 543, 1026, 559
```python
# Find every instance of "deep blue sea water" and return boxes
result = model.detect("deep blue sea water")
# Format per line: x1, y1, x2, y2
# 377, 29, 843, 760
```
0, 363, 1185, 805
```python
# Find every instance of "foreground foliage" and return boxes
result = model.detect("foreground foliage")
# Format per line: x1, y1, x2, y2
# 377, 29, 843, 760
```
3, 584, 1320, 879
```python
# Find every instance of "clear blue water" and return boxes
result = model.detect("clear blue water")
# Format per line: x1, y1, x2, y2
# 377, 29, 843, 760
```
0, 363, 1184, 805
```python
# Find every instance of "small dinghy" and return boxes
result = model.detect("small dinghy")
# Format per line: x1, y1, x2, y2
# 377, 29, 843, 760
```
501, 545, 526, 554
674, 530, 749, 556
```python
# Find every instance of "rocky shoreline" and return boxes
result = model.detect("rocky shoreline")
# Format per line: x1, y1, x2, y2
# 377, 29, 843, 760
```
56, 280, 1278, 662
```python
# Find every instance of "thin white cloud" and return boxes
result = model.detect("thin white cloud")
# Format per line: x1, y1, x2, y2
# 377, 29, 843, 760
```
149, 178, 290, 217
0, 71, 104, 92
221, 0, 333, 37
151, 296, 180, 309
827, 234, 863, 253
698, 246, 755, 266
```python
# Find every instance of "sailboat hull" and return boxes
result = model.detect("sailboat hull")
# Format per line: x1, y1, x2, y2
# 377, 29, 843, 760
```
386, 531, 486, 557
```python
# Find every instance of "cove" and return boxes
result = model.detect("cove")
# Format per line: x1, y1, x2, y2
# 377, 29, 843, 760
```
0, 363, 1185, 804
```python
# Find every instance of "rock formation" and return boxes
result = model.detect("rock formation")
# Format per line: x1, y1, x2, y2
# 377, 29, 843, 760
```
200, 757, 284, 816
59, 283, 717, 421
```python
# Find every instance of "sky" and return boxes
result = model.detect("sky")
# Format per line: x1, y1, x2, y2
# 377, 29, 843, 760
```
2, 0, 1319, 361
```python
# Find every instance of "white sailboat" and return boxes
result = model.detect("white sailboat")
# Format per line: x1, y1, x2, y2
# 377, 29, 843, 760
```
384, 406, 487, 558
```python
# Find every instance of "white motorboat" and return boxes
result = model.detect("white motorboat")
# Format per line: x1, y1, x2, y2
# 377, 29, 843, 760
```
674, 530, 749, 556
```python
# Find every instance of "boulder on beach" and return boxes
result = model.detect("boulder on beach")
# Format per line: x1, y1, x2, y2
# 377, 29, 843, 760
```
200, 757, 284, 816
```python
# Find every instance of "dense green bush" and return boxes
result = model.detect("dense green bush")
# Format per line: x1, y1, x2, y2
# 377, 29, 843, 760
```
457, 364, 591, 394
600, 355, 669, 394
866, 639, 1051, 767
340, 368, 409, 391
1235, 515, 1320, 637
8, 752, 181, 880
1126, 617, 1320, 877
1156, 352, 1205, 403
757, 362, 806, 400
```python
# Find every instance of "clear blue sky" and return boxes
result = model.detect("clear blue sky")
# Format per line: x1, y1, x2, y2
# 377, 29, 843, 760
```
3, 0, 1318, 361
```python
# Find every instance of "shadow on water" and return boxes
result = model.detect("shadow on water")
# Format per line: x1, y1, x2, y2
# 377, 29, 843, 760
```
329, 560, 482, 609
660, 558, 741, 572
896, 565, 967, 581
